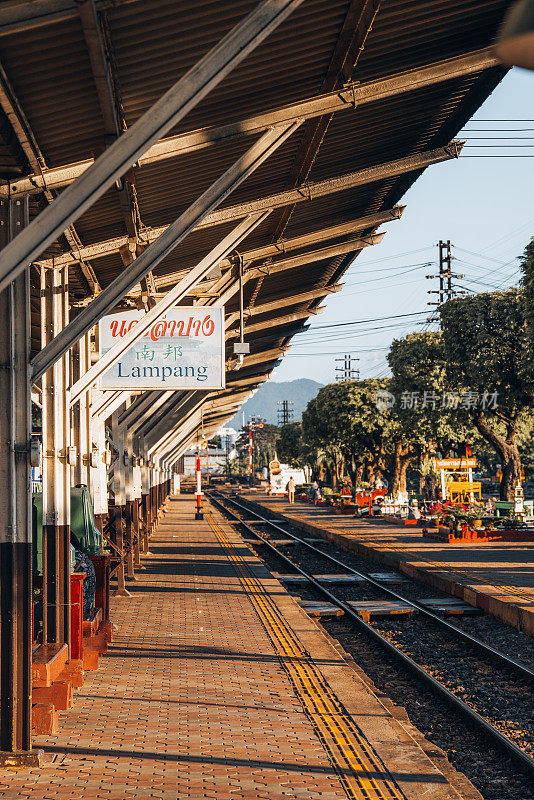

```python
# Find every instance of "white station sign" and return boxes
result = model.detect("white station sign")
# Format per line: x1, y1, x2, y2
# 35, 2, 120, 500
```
99, 307, 225, 390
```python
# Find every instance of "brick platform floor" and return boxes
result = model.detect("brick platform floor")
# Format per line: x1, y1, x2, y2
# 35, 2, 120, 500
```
0, 497, 481, 799
242, 492, 534, 635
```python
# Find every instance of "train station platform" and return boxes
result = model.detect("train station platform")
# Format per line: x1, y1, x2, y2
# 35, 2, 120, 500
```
241, 492, 534, 636
1, 495, 481, 800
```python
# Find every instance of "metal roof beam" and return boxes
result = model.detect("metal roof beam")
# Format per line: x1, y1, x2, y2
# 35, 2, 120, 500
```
227, 308, 324, 338
0, 1, 136, 37
142, 389, 206, 443
35, 142, 459, 271
203, 142, 464, 229
5, 50, 494, 204
162, 393, 256, 460
225, 371, 270, 388
90, 388, 133, 420
268, 0, 381, 242
0, 59, 100, 293
3, 82, 363, 199
67, 211, 270, 404
225, 284, 343, 328
78, 0, 139, 239
134, 392, 192, 440
245, 232, 384, 279
0, 0, 306, 293
118, 390, 174, 430
155, 207, 401, 291
146, 392, 211, 452
31, 123, 299, 385
154, 389, 254, 457
213, 233, 381, 317
228, 347, 287, 370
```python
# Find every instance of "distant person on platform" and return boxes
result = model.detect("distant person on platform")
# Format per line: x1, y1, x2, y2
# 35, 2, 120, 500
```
373, 472, 387, 491
287, 476, 296, 504
311, 480, 322, 504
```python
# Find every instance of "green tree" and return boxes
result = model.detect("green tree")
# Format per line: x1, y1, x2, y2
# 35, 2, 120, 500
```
235, 422, 280, 471
387, 332, 468, 494
302, 387, 344, 487
520, 236, 534, 337
302, 380, 391, 488
440, 289, 534, 500
277, 422, 305, 466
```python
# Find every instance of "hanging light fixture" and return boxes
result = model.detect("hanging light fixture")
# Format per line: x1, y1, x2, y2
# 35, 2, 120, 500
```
495, 0, 534, 69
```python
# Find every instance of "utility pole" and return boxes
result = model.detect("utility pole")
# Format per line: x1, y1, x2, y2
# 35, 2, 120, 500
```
277, 400, 294, 426
225, 431, 230, 480
426, 240, 465, 324
195, 432, 203, 520
248, 415, 264, 486
335, 354, 360, 382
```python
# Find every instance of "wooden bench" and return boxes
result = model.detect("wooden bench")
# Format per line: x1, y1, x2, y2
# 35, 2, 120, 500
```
31, 643, 69, 735
82, 606, 103, 637
32, 644, 68, 688
494, 500, 514, 517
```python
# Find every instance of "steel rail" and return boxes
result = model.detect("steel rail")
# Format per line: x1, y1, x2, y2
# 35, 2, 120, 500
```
208, 491, 534, 776
222, 492, 534, 682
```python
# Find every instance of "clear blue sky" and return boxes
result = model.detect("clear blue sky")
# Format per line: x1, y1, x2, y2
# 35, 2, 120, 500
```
273, 66, 533, 385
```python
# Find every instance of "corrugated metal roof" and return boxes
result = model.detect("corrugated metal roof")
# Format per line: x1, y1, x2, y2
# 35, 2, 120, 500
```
0, 0, 513, 444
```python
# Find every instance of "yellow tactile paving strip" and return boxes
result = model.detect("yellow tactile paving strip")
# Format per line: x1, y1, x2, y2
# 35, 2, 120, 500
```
0, 496, 475, 800
206, 511, 406, 800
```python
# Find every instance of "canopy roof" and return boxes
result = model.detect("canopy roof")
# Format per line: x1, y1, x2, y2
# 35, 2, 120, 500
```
0, 0, 510, 454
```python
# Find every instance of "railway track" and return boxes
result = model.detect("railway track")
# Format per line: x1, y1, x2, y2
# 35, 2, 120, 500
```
208, 490, 534, 782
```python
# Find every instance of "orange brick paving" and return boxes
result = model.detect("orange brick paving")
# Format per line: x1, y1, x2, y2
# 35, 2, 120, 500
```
0, 498, 360, 799
0, 496, 478, 799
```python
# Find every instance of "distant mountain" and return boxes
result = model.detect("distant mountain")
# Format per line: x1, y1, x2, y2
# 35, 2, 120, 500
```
227, 378, 323, 429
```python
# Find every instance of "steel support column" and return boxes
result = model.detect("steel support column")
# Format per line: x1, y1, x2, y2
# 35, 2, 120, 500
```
71, 333, 91, 487
0, 198, 36, 761
41, 264, 71, 649
110, 409, 129, 596
123, 421, 138, 577
89, 405, 108, 529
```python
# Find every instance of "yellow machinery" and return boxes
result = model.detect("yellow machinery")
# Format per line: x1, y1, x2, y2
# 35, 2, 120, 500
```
448, 480, 482, 504
435, 457, 480, 503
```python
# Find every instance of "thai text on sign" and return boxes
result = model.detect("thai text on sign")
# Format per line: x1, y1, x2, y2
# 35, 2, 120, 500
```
434, 458, 477, 470
99, 307, 225, 390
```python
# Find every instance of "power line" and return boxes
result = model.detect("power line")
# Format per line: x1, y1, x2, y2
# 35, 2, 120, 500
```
465, 119, 534, 122
454, 247, 518, 265
341, 246, 434, 267
342, 276, 425, 297
343, 263, 430, 285
343, 260, 432, 276
306, 310, 428, 331
287, 345, 390, 353
335, 353, 360, 382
